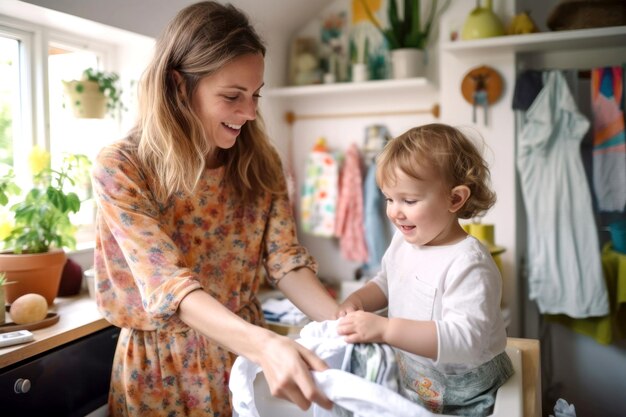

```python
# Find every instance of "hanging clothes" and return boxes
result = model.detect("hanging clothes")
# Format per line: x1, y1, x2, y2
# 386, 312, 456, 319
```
300, 138, 339, 237
361, 164, 391, 277
591, 66, 626, 212
361, 125, 393, 277
517, 70, 609, 318
334, 143, 368, 263
546, 243, 626, 345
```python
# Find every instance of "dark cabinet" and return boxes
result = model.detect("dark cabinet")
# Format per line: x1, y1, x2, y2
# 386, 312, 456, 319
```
0, 325, 120, 416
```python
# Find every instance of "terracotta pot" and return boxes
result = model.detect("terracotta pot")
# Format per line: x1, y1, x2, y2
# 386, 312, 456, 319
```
0, 250, 67, 306
0, 284, 5, 324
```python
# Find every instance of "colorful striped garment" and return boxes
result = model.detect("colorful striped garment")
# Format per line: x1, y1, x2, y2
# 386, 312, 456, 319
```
591, 66, 626, 212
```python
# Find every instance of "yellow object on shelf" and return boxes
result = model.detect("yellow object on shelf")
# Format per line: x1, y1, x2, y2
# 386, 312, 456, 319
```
464, 223, 506, 256
461, 0, 505, 40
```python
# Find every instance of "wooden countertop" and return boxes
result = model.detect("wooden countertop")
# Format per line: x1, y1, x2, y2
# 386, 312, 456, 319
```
0, 292, 111, 368
1, 292, 542, 417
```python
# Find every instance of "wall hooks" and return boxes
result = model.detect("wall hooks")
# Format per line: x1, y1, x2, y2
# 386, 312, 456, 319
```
461, 65, 503, 125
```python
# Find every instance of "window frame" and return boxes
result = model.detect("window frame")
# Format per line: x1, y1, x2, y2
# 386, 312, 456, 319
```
0, 14, 119, 248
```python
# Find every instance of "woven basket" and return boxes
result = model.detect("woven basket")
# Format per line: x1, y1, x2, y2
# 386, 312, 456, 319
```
547, 0, 626, 31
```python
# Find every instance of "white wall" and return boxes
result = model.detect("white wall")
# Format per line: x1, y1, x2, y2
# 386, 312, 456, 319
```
264, 81, 440, 283
439, 1, 520, 335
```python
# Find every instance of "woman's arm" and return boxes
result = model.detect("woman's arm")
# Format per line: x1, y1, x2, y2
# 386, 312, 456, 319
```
277, 267, 339, 321
177, 289, 332, 411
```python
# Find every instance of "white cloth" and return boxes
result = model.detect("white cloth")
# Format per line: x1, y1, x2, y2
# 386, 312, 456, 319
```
261, 298, 307, 325
370, 234, 507, 374
229, 320, 437, 417
549, 398, 577, 417
517, 70, 608, 318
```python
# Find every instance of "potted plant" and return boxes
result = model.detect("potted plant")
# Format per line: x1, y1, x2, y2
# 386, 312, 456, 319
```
0, 146, 91, 306
358, 0, 449, 78
63, 67, 124, 119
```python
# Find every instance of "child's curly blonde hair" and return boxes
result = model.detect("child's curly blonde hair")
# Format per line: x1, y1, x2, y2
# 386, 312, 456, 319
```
375, 123, 496, 219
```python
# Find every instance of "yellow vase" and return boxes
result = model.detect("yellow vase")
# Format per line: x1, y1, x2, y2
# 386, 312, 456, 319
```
461, 0, 505, 40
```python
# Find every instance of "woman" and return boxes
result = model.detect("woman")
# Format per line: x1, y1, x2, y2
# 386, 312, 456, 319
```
91, 2, 338, 416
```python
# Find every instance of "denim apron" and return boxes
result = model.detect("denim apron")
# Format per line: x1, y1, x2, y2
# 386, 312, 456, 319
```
397, 351, 514, 417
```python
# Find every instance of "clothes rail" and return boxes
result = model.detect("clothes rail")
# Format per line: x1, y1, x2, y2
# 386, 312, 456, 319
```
284, 103, 440, 125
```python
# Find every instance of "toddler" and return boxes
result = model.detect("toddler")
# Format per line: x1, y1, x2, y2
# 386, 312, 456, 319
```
337, 123, 513, 416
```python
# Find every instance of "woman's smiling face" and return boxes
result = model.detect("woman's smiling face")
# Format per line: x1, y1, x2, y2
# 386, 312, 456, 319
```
191, 52, 265, 151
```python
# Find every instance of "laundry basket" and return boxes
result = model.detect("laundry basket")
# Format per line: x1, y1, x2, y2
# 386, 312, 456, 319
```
251, 345, 523, 417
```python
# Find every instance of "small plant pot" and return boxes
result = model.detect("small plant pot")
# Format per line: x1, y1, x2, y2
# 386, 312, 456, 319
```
63, 80, 107, 118
390, 48, 425, 79
0, 284, 5, 323
0, 250, 67, 306
352, 63, 369, 82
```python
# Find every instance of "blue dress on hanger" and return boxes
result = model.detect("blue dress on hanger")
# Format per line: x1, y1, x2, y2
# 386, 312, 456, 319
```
517, 70, 609, 318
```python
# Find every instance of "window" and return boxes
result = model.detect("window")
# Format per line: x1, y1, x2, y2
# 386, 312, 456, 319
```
0, 25, 33, 192
0, 36, 18, 167
0, 18, 126, 248
48, 42, 120, 244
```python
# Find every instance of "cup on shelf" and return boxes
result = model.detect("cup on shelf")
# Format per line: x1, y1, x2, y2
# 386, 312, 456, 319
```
83, 268, 96, 299
351, 63, 368, 82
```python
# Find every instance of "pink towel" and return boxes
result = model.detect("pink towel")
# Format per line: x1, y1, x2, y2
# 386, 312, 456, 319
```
334, 144, 368, 262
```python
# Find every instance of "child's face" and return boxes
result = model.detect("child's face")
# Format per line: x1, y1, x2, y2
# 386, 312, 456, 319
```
381, 167, 461, 247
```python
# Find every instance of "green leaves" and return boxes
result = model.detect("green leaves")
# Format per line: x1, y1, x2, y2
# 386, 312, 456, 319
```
358, 0, 449, 50
0, 152, 90, 254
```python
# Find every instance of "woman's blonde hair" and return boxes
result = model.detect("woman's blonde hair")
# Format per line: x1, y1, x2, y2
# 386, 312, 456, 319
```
376, 123, 496, 219
130, 1, 284, 203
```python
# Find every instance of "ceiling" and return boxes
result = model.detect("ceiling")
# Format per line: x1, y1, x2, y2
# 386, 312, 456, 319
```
20, 0, 336, 39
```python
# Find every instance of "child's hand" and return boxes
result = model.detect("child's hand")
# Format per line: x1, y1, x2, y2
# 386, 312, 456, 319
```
336, 311, 388, 344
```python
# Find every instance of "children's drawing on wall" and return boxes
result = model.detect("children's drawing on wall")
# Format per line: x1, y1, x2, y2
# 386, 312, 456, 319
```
320, 10, 349, 83
300, 138, 340, 237
350, 0, 388, 81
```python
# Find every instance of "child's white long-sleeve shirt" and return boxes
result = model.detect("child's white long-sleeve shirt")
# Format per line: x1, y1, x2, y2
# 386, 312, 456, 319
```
371, 233, 507, 374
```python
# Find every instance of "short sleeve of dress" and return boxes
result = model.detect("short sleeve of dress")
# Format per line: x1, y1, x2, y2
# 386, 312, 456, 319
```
263, 173, 318, 283
92, 142, 202, 329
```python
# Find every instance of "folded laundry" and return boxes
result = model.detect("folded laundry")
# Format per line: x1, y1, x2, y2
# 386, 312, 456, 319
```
261, 297, 307, 325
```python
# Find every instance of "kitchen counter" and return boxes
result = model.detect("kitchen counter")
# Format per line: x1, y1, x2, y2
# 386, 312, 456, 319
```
0, 292, 111, 368
0, 293, 541, 417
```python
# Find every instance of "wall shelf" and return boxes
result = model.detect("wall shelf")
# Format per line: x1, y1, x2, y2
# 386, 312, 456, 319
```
265, 77, 431, 98
442, 25, 626, 56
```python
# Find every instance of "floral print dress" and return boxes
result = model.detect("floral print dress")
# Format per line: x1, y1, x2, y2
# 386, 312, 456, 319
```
91, 140, 316, 417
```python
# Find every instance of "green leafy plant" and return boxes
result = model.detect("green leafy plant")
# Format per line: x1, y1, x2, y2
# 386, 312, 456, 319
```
358, 0, 450, 49
64, 68, 124, 118
0, 147, 91, 254
82, 68, 124, 115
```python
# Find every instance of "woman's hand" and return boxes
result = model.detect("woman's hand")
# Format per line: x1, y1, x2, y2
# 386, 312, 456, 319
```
258, 334, 333, 411
177, 290, 332, 410
336, 310, 388, 344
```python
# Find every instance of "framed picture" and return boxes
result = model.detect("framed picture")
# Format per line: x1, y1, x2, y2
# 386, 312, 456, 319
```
288, 37, 322, 86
